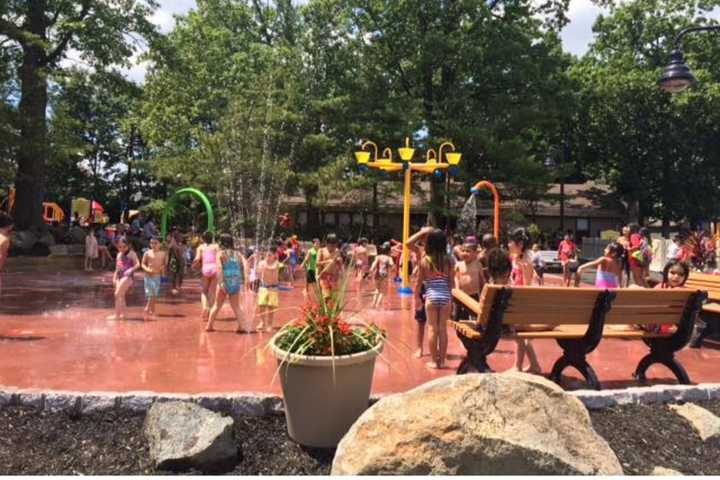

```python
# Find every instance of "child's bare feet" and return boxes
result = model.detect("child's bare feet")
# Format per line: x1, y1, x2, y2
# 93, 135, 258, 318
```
171, 289, 179, 296
525, 364, 542, 375
256, 322, 265, 332
413, 349, 424, 358
425, 361, 440, 369
105, 314, 117, 321
205, 325, 215, 332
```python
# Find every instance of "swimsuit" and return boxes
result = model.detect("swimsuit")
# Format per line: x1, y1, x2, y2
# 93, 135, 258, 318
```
422, 256, 452, 306
258, 283, 279, 307
201, 247, 217, 277
595, 269, 619, 289
144, 274, 161, 298
222, 252, 244, 295
511, 261, 525, 286
116, 253, 135, 282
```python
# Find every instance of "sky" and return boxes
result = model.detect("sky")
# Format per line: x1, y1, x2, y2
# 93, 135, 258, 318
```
117, 0, 607, 83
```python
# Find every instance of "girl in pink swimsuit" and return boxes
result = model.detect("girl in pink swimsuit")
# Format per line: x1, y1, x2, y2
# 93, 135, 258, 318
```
508, 228, 542, 374
193, 231, 220, 321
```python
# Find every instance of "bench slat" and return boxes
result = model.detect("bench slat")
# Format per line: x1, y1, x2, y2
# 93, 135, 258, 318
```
517, 325, 671, 339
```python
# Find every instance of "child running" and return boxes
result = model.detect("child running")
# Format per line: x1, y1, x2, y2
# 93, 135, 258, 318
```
408, 226, 454, 370
193, 231, 220, 321
207, 234, 249, 333
577, 241, 624, 289
508, 227, 542, 374
531, 243, 545, 286
256, 248, 280, 332
108, 237, 139, 320
369, 242, 395, 308
317, 233, 343, 300
0, 212, 13, 296
141, 236, 166, 320
353, 237, 370, 292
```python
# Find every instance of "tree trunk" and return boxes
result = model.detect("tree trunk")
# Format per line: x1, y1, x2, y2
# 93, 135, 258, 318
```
12, 5, 49, 230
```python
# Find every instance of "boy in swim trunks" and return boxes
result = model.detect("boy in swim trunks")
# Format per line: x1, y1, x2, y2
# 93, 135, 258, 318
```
353, 237, 370, 289
317, 233, 343, 300
256, 249, 280, 332
0, 212, 13, 297
454, 236, 484, 321
141, 236, 166, 320
300, 238, 320, 299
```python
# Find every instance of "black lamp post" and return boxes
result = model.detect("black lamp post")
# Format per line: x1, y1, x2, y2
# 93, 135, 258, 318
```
659, 25, 720, 93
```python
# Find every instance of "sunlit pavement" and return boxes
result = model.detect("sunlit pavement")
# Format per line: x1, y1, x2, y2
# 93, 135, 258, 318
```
0, 264, 718, 395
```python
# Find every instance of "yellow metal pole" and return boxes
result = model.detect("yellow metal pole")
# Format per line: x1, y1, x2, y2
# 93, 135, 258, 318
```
401, 165, 413, 293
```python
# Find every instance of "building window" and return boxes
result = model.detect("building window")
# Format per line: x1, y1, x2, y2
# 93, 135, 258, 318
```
352, 213, 363, 225
297, 211, 307, 226
576, 218, 589, 232
323, 213, 336, 226
339, 213, 351, 226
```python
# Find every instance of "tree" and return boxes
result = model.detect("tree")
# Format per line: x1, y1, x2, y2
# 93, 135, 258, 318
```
573, 0, 720, 234
0, 0, 158, 229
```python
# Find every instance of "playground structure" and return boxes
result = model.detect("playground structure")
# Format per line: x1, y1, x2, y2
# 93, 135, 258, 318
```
356, 137, 462, 293
2, 188, 107, 225
161, 187, 215, 239
470, 180, 501, 240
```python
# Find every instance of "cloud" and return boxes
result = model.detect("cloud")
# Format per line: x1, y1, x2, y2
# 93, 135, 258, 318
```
560, 0, 608, 56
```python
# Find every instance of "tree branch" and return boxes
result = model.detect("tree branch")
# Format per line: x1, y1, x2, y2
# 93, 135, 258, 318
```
45, 0, 91, 65
0, 17, 26, 45
251, 0, 274, 45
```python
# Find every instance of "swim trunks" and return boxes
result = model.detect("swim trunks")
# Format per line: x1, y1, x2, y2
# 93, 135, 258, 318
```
144, 274, 161, 298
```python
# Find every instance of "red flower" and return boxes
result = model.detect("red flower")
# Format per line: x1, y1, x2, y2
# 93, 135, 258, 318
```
337, 321, 351, 335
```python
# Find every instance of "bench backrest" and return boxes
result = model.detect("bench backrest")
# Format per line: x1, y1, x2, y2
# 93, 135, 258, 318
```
454, 285, 700, 327
686, 272, 720, 302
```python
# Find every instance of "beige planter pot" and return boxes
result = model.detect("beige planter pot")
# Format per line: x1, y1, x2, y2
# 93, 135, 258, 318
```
270, 337, 383, 448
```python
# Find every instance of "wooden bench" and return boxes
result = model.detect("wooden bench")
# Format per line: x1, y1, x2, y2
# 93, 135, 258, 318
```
686, 272, 720, 315
450, 286, 707, 390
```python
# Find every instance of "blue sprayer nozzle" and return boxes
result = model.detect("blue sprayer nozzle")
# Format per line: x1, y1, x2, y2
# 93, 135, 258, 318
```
470, 188, 479, 195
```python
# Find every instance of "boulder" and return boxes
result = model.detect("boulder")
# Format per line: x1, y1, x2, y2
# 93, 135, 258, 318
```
36, 231, 55, 247
652, 466, 683, 476
10, 230, 38, 251
332, 373, 622, 475
669, 403, 720, 441
68, 226, 86, 244
144, 401, 237, 472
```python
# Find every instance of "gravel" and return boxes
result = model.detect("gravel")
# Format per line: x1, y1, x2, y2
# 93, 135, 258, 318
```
1, 401, 719, 475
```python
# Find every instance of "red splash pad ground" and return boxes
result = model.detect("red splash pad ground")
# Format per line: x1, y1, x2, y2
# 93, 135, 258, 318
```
0, 265, 719, 394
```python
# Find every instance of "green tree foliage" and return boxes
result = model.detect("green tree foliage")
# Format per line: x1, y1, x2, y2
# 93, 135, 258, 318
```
0, 0, 158, 229
573, 0, 720, 232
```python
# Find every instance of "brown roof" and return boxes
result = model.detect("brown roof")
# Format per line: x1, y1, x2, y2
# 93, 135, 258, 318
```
282, 181, 623, 219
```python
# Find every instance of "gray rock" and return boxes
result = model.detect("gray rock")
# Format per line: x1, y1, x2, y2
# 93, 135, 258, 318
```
44, 392, 79, 413
144, 401, 237, 472
36, 232, 55, 247
195, 395, 232, 413
80, 394, 118, 414
16, 391, 44, 409
332, 373, 622, 475
651, 466, 683, 475
669, 403, 720, 441
10, 230, 38, 251
0, 390, 16, 407
119, 393, 154, 412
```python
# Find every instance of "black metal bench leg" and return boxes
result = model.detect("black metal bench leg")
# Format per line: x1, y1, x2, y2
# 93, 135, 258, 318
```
456, 339, 493, 374
634, 352, 690, 385
550, 354, 601, 390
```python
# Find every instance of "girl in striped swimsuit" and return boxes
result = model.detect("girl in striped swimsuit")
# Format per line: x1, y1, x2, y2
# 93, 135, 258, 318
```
408, 227, 454, 370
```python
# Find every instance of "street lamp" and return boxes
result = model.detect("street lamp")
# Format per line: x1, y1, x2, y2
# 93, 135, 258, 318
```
355, 137, 462, 294
659, 25, 720, 93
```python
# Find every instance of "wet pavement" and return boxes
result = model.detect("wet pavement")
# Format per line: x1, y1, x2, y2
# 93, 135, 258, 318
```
1, 263, 719, 395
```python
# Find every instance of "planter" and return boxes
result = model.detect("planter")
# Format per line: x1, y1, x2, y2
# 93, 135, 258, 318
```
269, 336, 383, 448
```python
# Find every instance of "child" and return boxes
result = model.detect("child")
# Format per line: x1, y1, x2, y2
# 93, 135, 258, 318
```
286, 239, 298, 287
486, 247, 513, 285
353, 237, 370, 289
531, 243, 545, 286
84, 228, 99, 271
557, 230, 577, 287
256, 249, 280, 332
167, 232, 185, 295
408, 226, 454, 370
108, 237, 139, 320
193, 231, 220, 321
508, 227, 542, 374
626, 223, 647, 287
0, 212, 13, 296
577, 241, 624, 289
317, 234, 343, 300
207, 234, 249, 333
300, 238, 320, 298
369, 242, 395, 308
642, 259, 690, 335
454, 236, 484, 321
141, 236, 166, 320
479, 233, 497, 283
